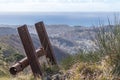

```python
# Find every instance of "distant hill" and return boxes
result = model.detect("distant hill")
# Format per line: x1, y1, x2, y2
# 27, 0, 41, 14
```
0, 24, 116, 63
0, 24, 98, 54
0, 34, 68, 62
2, 24, 111, 53
0, 27, 17, 36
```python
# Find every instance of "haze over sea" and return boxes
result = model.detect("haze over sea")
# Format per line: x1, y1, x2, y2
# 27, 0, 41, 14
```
0, 12, 119, 27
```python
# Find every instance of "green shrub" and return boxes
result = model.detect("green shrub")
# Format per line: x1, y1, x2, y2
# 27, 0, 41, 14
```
95, 19, 120, 78
61, 55, 75, 70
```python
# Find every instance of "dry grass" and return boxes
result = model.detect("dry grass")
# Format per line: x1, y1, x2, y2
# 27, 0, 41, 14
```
0, 73, 35, 80
65, 58, 120, 80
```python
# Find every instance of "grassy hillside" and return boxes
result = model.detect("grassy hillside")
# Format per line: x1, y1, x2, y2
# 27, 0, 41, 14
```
60, 23, 120, 80
0, 23, 120, 79
0, 41, 25, 79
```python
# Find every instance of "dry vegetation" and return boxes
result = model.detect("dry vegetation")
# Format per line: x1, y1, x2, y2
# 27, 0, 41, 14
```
61, 18, 120, 80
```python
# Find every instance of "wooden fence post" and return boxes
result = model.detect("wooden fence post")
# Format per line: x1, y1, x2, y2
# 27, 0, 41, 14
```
35, 22, 57, 65
18, 25, 42, 78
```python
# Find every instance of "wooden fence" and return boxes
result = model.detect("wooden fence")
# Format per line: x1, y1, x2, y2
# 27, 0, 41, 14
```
9, 21, 57, 79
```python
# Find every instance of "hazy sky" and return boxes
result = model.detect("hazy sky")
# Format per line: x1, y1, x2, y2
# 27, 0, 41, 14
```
0, 0, 119, 12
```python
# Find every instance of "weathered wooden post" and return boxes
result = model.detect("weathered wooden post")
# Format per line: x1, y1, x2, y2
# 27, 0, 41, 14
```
9, 22, 58, 79
17, 25, 42, 78
35, 22, 57, 65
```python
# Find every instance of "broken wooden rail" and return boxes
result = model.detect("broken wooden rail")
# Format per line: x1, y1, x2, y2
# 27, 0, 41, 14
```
9, 48, 45, 75
9, 22, 57, 78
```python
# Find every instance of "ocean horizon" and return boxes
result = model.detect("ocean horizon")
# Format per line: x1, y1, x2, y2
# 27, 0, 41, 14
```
0, 12, 119, 27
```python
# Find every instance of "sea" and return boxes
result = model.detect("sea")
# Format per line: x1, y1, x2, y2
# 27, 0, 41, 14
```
0, 12, 119, 27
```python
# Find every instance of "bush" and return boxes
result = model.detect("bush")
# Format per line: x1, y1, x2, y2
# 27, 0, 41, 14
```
61, 17, 120, 79
95, 20, 120, 78
61, 51, 101, 70
1, 46, 24, 62
61, 55, 75, 70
